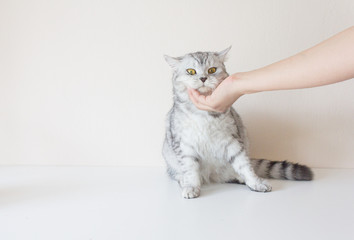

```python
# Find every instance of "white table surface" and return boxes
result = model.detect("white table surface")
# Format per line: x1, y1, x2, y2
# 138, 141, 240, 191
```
0, 166, 353, 240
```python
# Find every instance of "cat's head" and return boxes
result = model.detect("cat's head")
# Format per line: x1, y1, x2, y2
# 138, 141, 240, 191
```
164, 47, 231, 95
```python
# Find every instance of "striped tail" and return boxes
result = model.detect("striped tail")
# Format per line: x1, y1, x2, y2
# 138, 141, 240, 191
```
251, 159, 313, 181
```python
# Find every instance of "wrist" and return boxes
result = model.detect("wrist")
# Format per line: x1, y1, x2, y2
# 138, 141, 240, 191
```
229, 72, 254, 96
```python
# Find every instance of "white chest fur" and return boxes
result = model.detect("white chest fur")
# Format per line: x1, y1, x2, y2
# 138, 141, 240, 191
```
178, 110, 239, 161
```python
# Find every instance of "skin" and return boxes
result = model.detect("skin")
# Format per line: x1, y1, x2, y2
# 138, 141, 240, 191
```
188, 26, 354, 112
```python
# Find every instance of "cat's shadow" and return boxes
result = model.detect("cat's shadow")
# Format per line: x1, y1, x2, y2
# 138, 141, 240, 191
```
200, 174, 323, 197
200, 182, 279, 197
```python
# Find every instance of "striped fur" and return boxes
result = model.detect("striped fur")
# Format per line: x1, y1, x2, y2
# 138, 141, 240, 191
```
251, 159, 313, 181
163, 48, 313, 199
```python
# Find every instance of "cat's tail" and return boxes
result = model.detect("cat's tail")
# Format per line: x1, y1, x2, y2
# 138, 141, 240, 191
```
250, 159, 313, 181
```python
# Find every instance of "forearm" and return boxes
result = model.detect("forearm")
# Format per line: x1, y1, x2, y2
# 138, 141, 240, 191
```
235, 26, 354, 95
188, 26, 354, 112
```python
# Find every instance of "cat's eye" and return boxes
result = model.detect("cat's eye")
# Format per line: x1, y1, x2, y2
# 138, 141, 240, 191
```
208, 67, 217, 74
186, 68, 196, 75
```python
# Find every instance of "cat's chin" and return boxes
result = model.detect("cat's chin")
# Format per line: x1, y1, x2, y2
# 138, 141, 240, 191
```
197, 86, 213, 96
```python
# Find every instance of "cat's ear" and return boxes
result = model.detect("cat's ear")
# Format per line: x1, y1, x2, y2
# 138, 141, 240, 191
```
164, 55, 182, 69
216, 46, 232, 61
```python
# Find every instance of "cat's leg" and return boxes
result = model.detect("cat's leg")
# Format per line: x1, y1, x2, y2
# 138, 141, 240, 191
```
228, 146, 272, 192
178, 156, 201, 199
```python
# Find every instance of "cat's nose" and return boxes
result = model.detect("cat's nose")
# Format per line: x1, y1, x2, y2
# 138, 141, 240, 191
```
200, 77, 207, 83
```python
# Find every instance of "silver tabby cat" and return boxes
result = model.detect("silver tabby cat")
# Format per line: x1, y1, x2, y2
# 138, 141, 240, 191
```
162, 47, 313, 199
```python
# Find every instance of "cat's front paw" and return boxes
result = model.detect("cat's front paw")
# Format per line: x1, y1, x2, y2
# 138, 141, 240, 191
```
182, 187, 201, 199
247, 179, 272, 192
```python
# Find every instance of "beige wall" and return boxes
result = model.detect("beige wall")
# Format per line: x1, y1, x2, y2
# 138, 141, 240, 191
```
1, 0, 353, 168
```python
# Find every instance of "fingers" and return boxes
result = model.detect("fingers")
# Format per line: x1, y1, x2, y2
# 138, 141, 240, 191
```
187, 89, 220, 112
187, 89, 211, 111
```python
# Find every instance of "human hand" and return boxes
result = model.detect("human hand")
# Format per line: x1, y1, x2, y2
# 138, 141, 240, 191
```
189, 27, 354, 113
188, 74, 244, 112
